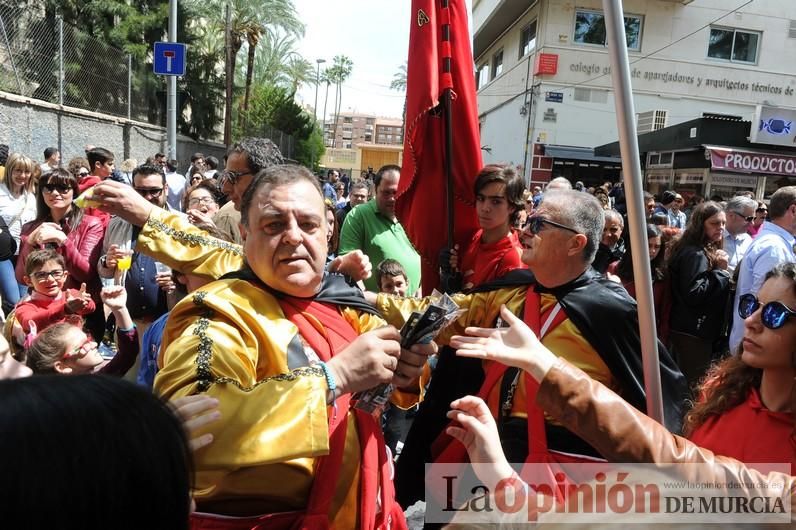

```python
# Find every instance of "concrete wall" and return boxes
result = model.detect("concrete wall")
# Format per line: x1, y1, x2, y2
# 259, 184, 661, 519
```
0, 91, 225, 171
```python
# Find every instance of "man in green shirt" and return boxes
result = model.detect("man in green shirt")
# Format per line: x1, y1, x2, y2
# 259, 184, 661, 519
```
339, 165, 422, 294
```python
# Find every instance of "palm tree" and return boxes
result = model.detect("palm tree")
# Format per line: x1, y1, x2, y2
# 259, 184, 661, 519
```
390, 62, 407, 92
329, 55, 353, 146
284, 57, 316, 92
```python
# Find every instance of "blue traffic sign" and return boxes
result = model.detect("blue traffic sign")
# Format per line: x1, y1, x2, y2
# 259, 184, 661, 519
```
153, 42, 187, 76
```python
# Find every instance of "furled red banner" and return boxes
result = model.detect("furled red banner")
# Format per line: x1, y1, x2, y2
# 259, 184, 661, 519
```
397, 0, 482, 293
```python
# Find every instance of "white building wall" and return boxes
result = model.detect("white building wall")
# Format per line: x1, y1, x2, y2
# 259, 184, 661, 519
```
474, 0, 796, 171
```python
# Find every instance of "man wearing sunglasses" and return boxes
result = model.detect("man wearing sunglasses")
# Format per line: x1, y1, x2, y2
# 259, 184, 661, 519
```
212, 137, 284, 245
372, 190, 688, 509
723, 195, 757, 274
729, 186, 796, 353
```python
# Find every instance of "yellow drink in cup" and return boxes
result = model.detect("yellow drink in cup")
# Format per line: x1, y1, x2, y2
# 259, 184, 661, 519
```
117, 255, 132, 271
74, 186, 102, 209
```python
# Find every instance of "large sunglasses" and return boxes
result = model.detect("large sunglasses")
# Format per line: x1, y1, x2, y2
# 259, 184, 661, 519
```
217, 169, 252, 189
732, 211, 755, 223
525, 215, 580, 235
42, 183, 72, 194
738, 293, 796, 330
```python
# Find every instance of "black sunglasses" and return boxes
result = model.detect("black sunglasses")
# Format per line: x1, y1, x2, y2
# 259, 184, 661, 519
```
217, 169, 252, 189
525, 215, 580, 235
42, 183, 72, 194
732, 211, 755, 223
134, 187, 164, 198
738, 293, 796, 330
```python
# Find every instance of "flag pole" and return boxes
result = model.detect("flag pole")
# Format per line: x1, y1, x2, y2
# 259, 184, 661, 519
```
442, 0, 455, 250
602, 0, 664, 423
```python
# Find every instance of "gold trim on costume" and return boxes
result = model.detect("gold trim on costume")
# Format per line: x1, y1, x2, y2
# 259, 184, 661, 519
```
190, 290, 326, 393
146, 217, 243, 255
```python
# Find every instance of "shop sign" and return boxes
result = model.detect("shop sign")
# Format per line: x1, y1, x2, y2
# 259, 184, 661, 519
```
646, 171, 671, 184
711, 173, 758, 187
677, 172, 705, 184
750, 106, 796, 147
534, 53, 559, 76
709, 147, 796, 177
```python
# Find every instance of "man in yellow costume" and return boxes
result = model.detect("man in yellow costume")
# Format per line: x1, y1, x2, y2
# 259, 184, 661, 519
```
93, 165, 430, 528
365, 190, 689, 515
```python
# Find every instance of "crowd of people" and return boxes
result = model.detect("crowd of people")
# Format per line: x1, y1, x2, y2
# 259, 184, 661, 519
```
0, 138, 794, 528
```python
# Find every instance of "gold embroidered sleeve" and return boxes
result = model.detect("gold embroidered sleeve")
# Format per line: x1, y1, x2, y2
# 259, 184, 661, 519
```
137, 208, 244, 280
154, 289, 331, 468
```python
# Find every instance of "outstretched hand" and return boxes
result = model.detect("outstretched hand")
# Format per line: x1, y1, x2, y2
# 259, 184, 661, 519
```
449, 304, 557, 382
328, 250, 372, 282
446, 395, 514, 486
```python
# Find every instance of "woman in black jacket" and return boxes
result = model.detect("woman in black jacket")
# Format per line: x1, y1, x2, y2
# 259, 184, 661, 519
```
666, 200, 730, 390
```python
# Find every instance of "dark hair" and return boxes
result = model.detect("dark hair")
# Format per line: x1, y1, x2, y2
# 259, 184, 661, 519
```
615, 224, 665, 282
67, 157, 90, 177
36, 168, 82, 231
132, 164, 166, 185
651, 212, 669, 226
43, 147, 58, 160
241, 165, 321, 227
473, 164, 525, 225
0, 144, 8, 165
166, 159, 179, 172
225, 137, 284, 175
643, 191, 655, 202
350, 179, 370, 195
668, 201, 724, 267
86, 147, 114, 170
190, 152, 205, 163
155, 152, 165, 158
769, 186, 796, 219
205, 155, 219, 170
683, 262, 796, 437
183, 179, 222, 212
376, 259, 407, 287
24, 248, 66, 275
0, 375, 191, 530
324, 198, 340, 254
374, 164, 401, 190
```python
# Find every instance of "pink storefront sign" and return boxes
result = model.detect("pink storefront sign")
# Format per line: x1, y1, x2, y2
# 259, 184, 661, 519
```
708, 146, 796, 177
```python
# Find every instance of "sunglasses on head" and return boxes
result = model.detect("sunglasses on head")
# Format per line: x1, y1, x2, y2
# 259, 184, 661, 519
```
738, 293, 796, 330
525, 215, 580, 235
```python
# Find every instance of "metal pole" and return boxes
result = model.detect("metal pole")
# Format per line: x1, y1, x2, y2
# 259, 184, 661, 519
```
58, 16, 64, 106
313, 59, 325, 122
167, 0, 177, 159
602, 0, 664, 424
127, 54, 132, 120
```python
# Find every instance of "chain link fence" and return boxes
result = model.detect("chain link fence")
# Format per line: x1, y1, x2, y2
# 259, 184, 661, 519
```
0, 3, 149, 121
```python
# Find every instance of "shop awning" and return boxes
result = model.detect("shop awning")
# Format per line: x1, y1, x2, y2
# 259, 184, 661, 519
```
543, 145, 622, 164
704, 145, 796, 177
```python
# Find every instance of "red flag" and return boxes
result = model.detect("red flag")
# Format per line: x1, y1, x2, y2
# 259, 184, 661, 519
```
397, 0, 482, 294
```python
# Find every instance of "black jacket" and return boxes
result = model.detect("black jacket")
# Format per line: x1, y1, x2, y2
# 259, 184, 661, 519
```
667, 245, 730, 340
394, 268, 688, 508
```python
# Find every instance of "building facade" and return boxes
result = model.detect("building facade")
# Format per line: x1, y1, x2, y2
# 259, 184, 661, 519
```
472, 0, 796, 186
323, 111, 404, 149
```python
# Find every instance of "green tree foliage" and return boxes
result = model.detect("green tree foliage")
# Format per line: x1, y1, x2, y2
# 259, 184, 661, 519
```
295, 123, 325, 171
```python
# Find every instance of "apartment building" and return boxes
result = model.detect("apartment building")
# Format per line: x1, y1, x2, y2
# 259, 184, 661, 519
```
323, 112, 404, 149
472, 0, 796, 187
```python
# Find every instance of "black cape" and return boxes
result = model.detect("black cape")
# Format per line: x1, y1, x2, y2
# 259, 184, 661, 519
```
394, 267, 688, 508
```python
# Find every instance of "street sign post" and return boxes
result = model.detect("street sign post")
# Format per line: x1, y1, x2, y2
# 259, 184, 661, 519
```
153, 42, 187, 76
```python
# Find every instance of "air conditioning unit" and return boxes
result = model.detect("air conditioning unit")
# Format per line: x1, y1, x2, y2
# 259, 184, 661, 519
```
637, 110, 669, 134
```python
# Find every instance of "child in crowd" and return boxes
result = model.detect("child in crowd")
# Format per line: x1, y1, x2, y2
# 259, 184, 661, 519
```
26, 285, 138, 376
15, 249, 95, 334
377, 258, 409, 297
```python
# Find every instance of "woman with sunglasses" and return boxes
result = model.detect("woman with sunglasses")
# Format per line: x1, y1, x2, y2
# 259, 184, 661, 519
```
683, 262, 796, 467
0, 153, 39, 310
15, 169, 106, 339
748, 201, 769, 239
667, 200, 731, 389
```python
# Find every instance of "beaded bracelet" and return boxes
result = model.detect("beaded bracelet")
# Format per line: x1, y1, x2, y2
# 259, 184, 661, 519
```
317, 361, 336, 393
